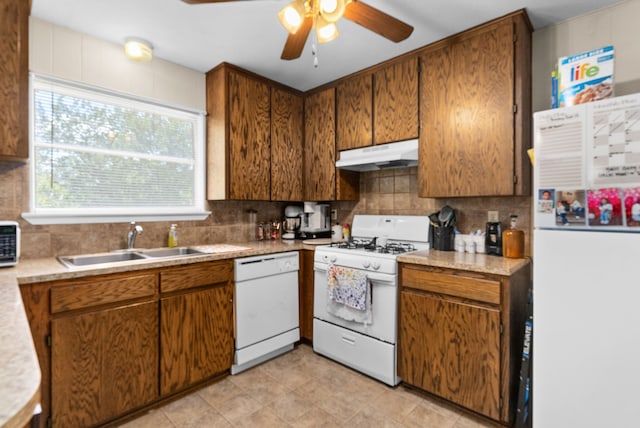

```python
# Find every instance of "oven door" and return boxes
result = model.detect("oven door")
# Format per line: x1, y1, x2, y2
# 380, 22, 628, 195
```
313, 261, 397, 344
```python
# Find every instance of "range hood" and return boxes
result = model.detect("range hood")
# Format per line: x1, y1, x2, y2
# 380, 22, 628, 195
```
335, 139, 418, 172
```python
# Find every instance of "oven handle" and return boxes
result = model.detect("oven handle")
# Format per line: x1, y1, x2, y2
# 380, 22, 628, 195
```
314, 262, 396, 285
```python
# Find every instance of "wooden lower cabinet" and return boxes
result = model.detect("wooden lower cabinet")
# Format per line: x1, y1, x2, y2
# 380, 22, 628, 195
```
20, 260, 235, 428
299, 249, 314, 341
398, 262, 530, 425
51, 302, 158, 428
399, 290, 501, 419
160, 284, 234, 395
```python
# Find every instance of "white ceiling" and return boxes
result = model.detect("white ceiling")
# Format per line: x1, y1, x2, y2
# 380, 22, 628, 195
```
31, 0, 622, 91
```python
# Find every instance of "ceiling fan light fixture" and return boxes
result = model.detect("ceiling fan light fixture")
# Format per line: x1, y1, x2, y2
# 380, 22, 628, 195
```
124, 37, 153, 62
316, 16, 339, 43
318, 0, 346, 23
278, 0, 306, 34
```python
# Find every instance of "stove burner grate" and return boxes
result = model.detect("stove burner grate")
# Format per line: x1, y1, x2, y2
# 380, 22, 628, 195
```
330, 238, 417, 254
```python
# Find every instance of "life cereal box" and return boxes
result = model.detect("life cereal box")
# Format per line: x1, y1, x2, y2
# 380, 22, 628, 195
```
558, 46, 614, 107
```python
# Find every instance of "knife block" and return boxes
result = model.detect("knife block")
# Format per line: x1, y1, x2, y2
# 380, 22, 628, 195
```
429, 225, 455, 251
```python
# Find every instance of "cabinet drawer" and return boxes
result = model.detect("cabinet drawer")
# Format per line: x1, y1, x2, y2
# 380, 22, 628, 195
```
160, 260, 233, 293
51, 273, 157, 313
401, 267, 500, 304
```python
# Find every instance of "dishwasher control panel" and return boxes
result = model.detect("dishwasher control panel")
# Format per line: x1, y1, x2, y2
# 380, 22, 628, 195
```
234, 251, 299, 282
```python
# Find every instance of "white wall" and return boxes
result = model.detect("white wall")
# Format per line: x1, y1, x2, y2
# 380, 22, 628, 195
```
29, 17, 206, 112
532, 0, 640, 112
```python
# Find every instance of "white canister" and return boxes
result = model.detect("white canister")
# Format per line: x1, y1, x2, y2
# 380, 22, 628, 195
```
474, 234, 486, 253
331, 223, 343, 242
454, 234, 466, 253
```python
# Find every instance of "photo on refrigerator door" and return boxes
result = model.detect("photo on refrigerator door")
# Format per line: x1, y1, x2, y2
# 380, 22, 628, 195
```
623, 187, 640, 227
537, 189, 555, 213
555, 190, 586, 226
587, 188, 623, 226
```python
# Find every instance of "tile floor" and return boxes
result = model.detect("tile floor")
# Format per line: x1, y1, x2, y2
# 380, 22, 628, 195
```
120, 344, 497, 428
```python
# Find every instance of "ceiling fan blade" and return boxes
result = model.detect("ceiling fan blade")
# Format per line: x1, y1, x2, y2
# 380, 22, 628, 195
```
343, 0, 413, 42
281, 16, 313, 60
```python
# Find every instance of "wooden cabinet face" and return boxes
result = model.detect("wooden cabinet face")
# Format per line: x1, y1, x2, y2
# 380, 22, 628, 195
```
399, 290, 501, 419
51, 302, 158, 428
271, 88, 304, 201
0, 0, 28, 160
229, 71, 271, 200
160, 284, 233, 395
374, 58, 419, 145
419, 20, 515, 197
336, 74, 372, 151
299, 249, 314, 340
304, 89, 336, 201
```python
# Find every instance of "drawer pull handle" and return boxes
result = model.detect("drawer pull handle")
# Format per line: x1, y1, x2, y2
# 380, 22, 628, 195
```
341, 335, 356, 345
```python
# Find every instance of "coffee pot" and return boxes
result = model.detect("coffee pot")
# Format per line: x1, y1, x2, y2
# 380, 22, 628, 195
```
282, 205, 303, 240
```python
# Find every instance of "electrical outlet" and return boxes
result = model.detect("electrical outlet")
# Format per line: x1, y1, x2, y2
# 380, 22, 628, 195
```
331, 209, 338, 221
488, 211, 499, 223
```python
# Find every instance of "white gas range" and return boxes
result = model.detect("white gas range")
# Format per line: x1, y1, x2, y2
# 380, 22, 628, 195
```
313, 215, 429, 386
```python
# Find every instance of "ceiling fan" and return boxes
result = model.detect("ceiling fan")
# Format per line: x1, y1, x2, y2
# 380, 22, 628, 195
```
182, 0, 413, 60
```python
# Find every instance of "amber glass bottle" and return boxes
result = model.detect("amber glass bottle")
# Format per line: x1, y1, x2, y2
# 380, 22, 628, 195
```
503, 215, 524, 258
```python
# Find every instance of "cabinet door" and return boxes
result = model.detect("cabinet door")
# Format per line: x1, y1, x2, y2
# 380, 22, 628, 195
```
51, 302, 158, 428
160, 283, 233, 395
299, 249, 314, 340
304, 88, 336, 201
336, 74, 372, 151
0, 0, 28, 160
399, 290, 501, 420
229, 71, 271, 200
374, 57, 419, 145
271, 88, 304, 201
419, 20, 514, 197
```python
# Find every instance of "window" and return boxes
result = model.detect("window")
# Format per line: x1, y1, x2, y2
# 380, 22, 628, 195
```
24, 75, 209, 224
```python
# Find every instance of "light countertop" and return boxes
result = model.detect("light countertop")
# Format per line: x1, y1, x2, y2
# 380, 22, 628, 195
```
0, 239, 310, 428
398, 249, 531, 276
1, 241, 529, 427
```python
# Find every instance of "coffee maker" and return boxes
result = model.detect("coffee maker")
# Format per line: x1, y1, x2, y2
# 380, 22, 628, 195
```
300, 202, 331, 239
282, 205, 303, 240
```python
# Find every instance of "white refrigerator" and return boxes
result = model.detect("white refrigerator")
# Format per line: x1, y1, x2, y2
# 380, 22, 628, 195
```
533, 93, 640, 427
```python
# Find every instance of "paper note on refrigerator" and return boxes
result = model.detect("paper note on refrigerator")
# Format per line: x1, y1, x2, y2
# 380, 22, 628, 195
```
591, 95, 640, 186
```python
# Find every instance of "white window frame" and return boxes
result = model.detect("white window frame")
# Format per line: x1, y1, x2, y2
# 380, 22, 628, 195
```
23, 74, 210, 225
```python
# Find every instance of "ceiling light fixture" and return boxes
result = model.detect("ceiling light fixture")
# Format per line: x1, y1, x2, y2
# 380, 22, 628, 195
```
124, 37, 153, 62
278, 0, 346, 45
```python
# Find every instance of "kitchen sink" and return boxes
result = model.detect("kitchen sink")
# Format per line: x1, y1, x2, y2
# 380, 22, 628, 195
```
58, 251, 148, 268
137, 247, 206, 258
58, 247, 207, 268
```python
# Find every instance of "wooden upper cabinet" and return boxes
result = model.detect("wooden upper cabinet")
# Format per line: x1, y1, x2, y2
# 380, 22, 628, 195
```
228, 71, 271, 200
0, 0, 29, 161
418, 11, 531, 197
374, 57, 419, 145
206, 63, 305, 201
271, 88, 304, 201
304, 88, 336, 201
336, 74, 373, 151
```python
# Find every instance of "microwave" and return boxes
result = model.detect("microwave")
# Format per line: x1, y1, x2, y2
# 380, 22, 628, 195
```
0, 221, 20, 267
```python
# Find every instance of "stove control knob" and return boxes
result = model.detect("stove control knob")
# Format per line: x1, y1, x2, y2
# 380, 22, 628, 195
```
330, 255, 337, 263
363, 261, 371, 268
372, 262, 381, 270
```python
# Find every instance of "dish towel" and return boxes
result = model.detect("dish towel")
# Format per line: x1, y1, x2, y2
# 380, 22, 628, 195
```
326, 265, 372, 324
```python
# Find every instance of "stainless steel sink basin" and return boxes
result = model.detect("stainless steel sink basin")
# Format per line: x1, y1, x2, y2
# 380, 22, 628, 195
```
58, 251, 148, 268
138, 247, 206, 258
58, 246, 207, 268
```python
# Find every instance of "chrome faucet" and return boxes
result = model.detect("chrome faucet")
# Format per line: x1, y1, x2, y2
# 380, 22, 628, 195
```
127, 222, 143, 249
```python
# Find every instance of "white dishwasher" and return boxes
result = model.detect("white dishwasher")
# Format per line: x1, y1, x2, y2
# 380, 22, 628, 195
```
232, 251, 300, 374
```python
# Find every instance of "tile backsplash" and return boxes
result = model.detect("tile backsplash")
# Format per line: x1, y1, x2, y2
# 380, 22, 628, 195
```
334, 167, 532, 255
1, 162, 531, 259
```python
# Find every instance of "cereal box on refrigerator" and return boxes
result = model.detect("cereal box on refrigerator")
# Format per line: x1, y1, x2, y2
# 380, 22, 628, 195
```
558, 45, 614, 107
